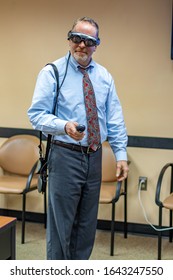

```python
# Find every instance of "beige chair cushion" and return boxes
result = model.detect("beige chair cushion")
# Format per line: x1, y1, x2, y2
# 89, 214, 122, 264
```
0, 135, 40, 194
99, 141, 122, 204
100, 182, 117, 203
99, 182, 125, 203
0, 135, 40, 176
0, 175, 38, 194
163, 193, 173, 210
102, 141, 117, 182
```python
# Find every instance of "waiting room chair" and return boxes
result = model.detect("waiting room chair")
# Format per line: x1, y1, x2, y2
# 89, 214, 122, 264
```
0, 134, 46, 244
99, 141, 128, 256
155, 163, 173, 260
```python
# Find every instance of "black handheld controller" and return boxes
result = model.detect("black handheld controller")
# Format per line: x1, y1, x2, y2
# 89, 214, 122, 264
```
76, 124, 86, 133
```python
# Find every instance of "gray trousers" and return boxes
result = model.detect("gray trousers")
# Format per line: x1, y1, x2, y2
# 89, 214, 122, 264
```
47, 144, 102, 260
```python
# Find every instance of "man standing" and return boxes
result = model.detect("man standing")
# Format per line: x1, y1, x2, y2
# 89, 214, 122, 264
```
28, 16, 128, 260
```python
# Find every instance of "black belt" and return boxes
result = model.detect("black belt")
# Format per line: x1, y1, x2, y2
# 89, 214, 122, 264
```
52, 140, 101, 154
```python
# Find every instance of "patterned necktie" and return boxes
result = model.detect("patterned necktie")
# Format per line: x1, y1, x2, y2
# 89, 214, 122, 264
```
79, 67, 101, 151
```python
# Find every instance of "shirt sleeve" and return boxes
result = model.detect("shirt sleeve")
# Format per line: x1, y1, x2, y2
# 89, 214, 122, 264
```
28, 66, 68, 136
106, 77, 128, 161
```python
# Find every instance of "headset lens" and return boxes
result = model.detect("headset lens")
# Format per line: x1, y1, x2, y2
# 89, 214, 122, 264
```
70, 34, 97, 47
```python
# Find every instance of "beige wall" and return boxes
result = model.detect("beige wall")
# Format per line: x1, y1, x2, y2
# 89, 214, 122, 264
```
0, 0, 173, 226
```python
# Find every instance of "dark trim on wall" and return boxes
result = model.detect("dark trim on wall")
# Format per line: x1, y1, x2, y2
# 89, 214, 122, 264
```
0, 127, 173, 149
0, 127, 39, 138
0, 127, 46, 140
128, 135, 173, 150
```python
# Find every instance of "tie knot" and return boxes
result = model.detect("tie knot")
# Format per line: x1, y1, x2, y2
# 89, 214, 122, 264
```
78, 67, 88, 76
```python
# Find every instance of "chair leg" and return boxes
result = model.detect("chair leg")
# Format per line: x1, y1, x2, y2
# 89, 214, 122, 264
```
158, 206, 162, 260
22, 193, 26, 244
44, 188, 47, 229
110, 202, 115, 256
169, 210, 172, 243
124, 178, 127, 239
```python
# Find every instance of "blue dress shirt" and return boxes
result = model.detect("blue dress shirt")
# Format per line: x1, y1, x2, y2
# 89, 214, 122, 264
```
28, 52, 128, 161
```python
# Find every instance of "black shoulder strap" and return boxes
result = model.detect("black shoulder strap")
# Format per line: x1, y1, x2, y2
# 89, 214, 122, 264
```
47, 63, 59, 84
39, 63, 59, 161
46, 63, 60, 115
40, 53, 71, 157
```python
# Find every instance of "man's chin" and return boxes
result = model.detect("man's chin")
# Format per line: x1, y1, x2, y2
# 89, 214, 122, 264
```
74, 52, 88, 63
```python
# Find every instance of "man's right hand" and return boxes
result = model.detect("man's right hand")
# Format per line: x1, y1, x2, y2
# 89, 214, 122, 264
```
65, 121, 85, 141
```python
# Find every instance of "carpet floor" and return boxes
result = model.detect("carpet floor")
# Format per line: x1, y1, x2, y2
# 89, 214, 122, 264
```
16, 221, 172, 260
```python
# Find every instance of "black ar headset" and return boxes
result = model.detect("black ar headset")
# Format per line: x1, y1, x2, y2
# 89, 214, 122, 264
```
67, 31, 100, 47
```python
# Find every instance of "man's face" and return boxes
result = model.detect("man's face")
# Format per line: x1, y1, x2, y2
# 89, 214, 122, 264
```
68, 21, 98, 67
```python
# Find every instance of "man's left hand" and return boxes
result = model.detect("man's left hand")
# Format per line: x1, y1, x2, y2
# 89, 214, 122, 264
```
116, 161, 129, 181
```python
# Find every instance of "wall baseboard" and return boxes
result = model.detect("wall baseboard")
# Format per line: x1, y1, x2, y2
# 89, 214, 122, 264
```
97, 219, 168, 237
0, 208, 45, 224
0, 208, 169, 237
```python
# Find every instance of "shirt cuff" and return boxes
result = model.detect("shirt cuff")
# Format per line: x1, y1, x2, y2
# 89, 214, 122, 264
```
115, 151, 128, 161
54, 119, 68, 135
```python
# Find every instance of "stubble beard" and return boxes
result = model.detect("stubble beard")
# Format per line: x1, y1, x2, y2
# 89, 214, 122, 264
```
74, 52, 88, 64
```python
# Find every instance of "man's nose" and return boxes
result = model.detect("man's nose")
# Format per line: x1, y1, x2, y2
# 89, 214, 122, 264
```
78, 40, 85, 47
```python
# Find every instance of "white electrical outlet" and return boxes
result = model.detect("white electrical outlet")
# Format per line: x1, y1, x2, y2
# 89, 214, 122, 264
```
138, 176, 147, 191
